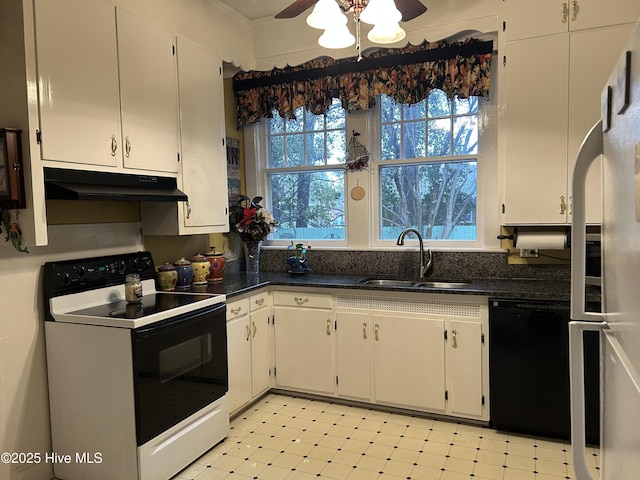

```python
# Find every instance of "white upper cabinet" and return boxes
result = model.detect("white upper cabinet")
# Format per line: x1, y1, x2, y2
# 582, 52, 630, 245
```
34, 0, 121, 168
116, 8, 179, 173
140, 37, 229, 235
33, 0, 179, 174
503, 0, 640, 41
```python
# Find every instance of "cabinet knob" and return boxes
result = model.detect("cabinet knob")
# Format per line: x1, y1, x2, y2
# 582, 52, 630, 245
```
230, 306, 242, 315
561, 2, 569, 23
363, 322, 368, 340
374, 323, 380, 341
252, 321, 257, 338
326, 319, 331, 336
452, 330, 458, 348
559, 195, 567, 215
571, 0, 578, 21
186, 201, 192, 219
294, 296, 309, 305
245, 324, 251, 341
255, 298, 265, 306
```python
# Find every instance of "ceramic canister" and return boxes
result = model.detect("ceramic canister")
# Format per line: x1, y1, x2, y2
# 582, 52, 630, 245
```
204, 246, 225, 282
173, 257, 193, 290
156, 262, 178, 291
190, 254, 210, 285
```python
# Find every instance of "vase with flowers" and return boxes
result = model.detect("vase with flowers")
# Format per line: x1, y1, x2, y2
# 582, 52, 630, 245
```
229, 195, 277, 276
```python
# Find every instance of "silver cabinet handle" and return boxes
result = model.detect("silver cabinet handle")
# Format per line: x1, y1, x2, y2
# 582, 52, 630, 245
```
255, 298, 265, 306
559, 195, 566, 215
245, 324, 251, 341
452, 330, 457, 348
326, 319, 331, 335
230, 306, 242, 315
363, 322, 368, 340
252, 321, 257, 338
125, 136, 131, 157
374, 323, 379, 341
185, 201, 192, 219
111, 135, 118, 156
571, 0, 578, 21
294, 296, 309, 305
561, 2, 568, 23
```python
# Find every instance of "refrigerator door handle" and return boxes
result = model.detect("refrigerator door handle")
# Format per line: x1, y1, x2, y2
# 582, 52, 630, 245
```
569, 320, 606, 480
571, 119, 605, 322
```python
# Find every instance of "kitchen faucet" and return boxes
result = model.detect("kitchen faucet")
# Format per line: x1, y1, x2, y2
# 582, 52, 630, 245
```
396, 228, 433, 279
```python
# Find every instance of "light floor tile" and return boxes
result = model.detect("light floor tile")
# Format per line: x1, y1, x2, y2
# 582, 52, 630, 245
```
171, 393, 599, 480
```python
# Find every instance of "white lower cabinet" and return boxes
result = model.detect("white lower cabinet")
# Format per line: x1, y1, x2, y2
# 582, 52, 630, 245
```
226, 290, 272, 414
273, 291, 335, 395
335, 293, 489, 420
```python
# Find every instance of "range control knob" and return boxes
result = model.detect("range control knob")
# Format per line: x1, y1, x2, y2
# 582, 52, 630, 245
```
74, 265, 86, 277
59, 271, 71, 286
117, 261, 127, 273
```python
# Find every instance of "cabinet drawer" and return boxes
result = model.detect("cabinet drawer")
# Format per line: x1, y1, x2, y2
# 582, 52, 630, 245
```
273, 291, 332, 309
250, 291, 271, 312
227, 298, 250, 320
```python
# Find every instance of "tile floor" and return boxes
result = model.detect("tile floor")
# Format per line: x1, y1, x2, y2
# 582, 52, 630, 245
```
172, 393, 600, 480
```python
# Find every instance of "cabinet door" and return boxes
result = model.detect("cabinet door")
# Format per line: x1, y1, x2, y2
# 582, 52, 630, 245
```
273, 307, 334, 394
567, 24, 634, 224
373, 314, 445, 411
227, 315, 252, 413
34, 0, 121, 167
336, 311, 371, 401
116, 8, 179, 174
446, 320, 484, 418
250, 306, 271, 398
567, 0, 640, 33
176, 38, 228, 231
503, 34, 570, 224
503, 0, 568, 41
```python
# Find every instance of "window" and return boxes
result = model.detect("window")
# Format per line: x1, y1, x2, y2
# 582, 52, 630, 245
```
377, 91, 479, 242
264, 99, 346, 242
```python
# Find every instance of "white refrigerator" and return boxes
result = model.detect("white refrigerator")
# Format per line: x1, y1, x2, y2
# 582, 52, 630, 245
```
570, 17, 640, 480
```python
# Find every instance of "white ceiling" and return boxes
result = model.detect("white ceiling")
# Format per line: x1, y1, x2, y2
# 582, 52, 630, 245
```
217, 0, 304, 21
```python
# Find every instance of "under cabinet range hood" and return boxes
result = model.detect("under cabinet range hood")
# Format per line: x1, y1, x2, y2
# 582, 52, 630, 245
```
43, 167, 188, 202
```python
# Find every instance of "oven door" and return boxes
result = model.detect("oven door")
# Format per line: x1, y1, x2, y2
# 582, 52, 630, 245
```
132, 303, 227, 446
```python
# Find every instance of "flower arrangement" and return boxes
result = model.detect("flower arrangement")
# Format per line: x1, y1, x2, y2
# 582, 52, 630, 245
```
287, 242, 311, 273
229, 195, 277, 242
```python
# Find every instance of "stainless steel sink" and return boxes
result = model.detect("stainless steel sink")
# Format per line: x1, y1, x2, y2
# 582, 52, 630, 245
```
359, 278, 472, 288
414, 280, 472, 288
360, 279, 419, 287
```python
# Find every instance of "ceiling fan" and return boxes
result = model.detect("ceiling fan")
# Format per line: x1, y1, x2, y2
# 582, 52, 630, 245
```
275, 0, 428, 23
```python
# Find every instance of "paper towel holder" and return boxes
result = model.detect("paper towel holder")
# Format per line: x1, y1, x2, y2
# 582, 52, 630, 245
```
496, 227, 571, 249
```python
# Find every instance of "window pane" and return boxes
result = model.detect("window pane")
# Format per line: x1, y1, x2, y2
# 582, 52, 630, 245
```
305, 110, 324, 131
427, 90, 451, 117
381, 123, 401, 160
427, 119, 451, 157
286, 134, 304, 166
326, 100, 346, 129
269, 116, 285, 135
327, 130, 346, 165
454, 96, 478, 115
269, 136, 285, 168
403, 101, 426, 121
380, 95, 401, 123
403, 121, 426, 158
306, 132, 325, 165
286, 112, 303, 133
269, 170, 345, 240
453, 116, 478, 155
379, 161, 477, 241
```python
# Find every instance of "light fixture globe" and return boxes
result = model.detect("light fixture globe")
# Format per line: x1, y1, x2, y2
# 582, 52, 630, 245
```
318, 22, 356, 49
367, 21, 406, 44
306, 0, 345, 29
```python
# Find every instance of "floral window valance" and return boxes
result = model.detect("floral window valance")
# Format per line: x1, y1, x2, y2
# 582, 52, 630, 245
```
232, 37, 493, 129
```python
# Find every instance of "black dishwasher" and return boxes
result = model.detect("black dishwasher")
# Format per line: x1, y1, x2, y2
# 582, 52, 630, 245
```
489, 298, 600, 444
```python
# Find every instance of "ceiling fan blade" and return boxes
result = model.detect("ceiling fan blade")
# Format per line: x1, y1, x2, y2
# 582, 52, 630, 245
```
275, 0, 319, 18
394, 0, 428, 22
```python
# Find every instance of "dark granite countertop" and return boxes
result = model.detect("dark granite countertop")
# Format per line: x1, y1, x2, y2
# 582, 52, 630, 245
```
202, 272, 600, 303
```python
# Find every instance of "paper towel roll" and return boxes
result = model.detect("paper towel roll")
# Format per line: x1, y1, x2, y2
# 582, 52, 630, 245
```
515, 232, 567, 250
